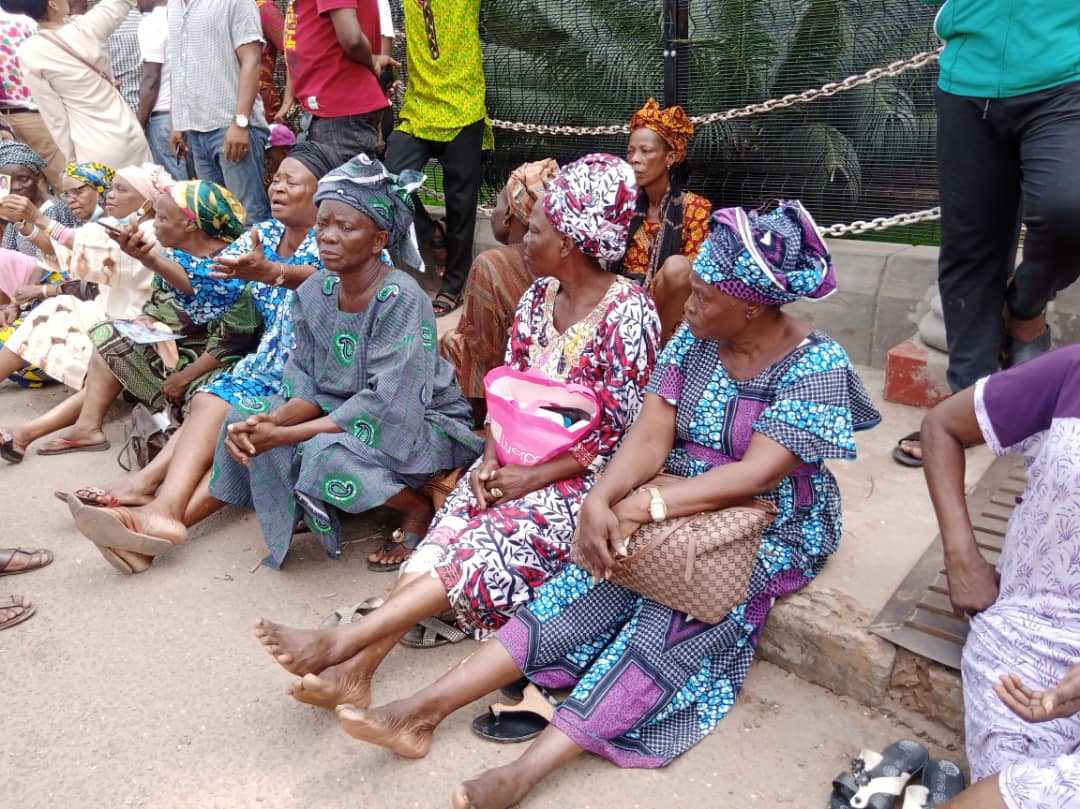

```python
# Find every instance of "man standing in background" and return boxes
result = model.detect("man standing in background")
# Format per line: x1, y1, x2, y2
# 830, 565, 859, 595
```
282, 0, 391, 165
135, 0, 188, 180
168, 0, 271, 224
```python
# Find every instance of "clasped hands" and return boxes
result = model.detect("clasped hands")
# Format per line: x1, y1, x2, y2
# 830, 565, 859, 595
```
571, 492, 649, 582
224, 412, 285, 467
469, 457, 538, 509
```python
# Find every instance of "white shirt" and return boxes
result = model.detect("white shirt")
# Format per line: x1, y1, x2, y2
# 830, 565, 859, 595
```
377, 0, 393, 39
136, 5, 170, 113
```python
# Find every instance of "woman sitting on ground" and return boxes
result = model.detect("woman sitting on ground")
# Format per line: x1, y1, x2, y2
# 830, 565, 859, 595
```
208, 154, 483, 569
1, 180, 261, 464
438, 158, 559, 432
65, 146, 333, 572
920, 345, 1080, 809
330, 201, 881, 809
0, 142, 77, 317
0, 164, 167, 445
613, 98, 712, 343
253, 153, 661, 713
0, 158, 106, 386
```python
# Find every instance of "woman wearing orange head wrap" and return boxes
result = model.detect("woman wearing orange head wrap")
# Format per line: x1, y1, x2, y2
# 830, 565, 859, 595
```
613, 98, 712, 343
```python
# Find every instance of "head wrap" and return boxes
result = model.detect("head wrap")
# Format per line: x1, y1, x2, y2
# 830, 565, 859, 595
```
693, 200, 836, 307
114, 163, 173, 203
169, 180, 246, 242
630, 98, 694, 165
64, 162, 114, 195
0, 140, 44, 173
543, 153, 637, 263
285, 141, 339, 183
267, 123, 297, 149
505, 158, 559, 225
314, 153, 426, 270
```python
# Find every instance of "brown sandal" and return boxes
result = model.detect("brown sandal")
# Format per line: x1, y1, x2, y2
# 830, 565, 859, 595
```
0, 548, 53, 576
0, 594, 34, 630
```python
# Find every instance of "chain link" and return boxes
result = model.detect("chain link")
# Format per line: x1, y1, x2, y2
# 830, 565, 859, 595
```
488, 47, 942, 136
816, 207, 940, 237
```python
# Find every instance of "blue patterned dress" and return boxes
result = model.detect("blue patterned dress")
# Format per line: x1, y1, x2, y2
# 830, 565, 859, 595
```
496, 327, 880, 768
163, 220, 321, 404
209, 269, 484, 569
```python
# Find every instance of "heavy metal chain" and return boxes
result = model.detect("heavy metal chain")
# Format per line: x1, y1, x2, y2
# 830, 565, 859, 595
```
489, 47, 942, 136
816, 207, 940, 237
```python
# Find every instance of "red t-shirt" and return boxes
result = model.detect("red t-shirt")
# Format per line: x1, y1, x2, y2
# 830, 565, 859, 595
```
285, 0, 389, 118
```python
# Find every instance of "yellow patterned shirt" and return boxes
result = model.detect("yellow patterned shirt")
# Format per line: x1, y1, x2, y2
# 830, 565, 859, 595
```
398, 0, 493, 148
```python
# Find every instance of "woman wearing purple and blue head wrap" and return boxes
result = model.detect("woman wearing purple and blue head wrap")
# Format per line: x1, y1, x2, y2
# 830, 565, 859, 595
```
289, 199, 881, 808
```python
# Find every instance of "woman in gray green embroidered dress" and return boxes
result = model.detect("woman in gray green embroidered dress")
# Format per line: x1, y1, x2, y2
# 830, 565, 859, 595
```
209, 155, 483, 568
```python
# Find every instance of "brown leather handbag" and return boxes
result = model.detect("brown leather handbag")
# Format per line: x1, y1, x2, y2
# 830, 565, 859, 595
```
572, 473, 779, 623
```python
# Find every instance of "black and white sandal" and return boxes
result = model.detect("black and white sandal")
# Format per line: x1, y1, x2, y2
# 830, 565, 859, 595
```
828, 740, 929, 809
902, 758, 965, 808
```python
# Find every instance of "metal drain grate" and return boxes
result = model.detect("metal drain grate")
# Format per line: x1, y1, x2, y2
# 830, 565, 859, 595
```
869, 456, 1025, 670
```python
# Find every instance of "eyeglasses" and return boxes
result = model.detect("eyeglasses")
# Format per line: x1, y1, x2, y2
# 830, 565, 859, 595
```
60, 185, 92, 201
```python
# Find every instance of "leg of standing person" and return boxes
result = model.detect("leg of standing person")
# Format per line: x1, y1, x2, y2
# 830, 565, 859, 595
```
146, 112, 191, 182
431, 119, 484, 304
187, 128, 271, 224
0, 111, 66, 189
217, 126, 272, 225
383, 128, 436, 253
306, 111, 382, 166
1003, 81, 1080, 363
935, 88, 1021, 393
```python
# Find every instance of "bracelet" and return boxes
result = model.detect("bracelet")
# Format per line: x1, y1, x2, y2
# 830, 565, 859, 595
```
40, 284, 47, 298
274, 263, 286, 286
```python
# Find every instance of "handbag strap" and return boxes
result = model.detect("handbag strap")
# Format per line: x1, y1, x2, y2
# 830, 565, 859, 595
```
39, 31, 119, 89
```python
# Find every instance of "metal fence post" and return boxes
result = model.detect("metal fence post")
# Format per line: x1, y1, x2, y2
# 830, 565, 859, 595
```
663, 0, 689, 108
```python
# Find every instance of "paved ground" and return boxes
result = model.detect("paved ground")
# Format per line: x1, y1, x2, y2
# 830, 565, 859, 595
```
1, 366, 965, 809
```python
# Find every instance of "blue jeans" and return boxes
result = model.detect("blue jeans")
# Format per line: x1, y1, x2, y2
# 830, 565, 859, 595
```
187, 126, 271, 225
146, 112, 192, 182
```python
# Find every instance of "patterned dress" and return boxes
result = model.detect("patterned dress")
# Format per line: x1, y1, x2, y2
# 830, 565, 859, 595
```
163, 220, 320, 404
621, 190, 712, 293
496, 326, 880, 767
403, 276, 661, 632
210, 269, 483, 569
961, 346, 1080, 809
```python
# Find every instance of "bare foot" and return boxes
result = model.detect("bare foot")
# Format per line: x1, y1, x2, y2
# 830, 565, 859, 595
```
450, 765, 534, 809
335, 701, 436, 758
253, 618, 353, 676
288, 666, 372, 710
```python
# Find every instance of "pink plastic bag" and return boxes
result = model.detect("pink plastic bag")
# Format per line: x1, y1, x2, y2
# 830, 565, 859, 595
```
484, 366, 601, 467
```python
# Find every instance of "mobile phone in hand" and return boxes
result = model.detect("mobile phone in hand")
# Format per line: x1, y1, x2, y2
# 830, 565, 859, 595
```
99, 221, 124, 236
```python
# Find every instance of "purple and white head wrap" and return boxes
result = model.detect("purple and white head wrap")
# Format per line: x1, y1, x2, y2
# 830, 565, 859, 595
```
693, 200, 837, 306
543, 153, 638, 264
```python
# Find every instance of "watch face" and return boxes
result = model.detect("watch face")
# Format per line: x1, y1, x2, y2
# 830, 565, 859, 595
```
235, 114, 249, 127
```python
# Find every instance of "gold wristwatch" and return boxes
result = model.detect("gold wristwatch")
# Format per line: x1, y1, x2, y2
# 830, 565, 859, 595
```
647, 486, 667, 523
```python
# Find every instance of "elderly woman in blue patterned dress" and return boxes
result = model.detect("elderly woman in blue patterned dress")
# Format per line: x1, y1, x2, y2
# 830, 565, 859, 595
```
327, 200, 881, 809
208, 154, 482, 568
67, 146, 337, 574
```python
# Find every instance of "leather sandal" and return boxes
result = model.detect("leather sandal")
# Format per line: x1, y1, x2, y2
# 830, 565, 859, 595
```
0, 548, 52, 576
0, 594, 34, 630
367, 528, 423, 572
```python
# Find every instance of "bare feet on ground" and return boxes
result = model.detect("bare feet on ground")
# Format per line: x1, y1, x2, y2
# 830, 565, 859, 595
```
335, 701, 436, 758
450, 765, 535, 809
254, 619, 352, 676
288, 666, 372, 710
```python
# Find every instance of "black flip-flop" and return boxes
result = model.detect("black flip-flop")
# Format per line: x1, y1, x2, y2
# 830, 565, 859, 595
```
903, 758, 964, 808
0, 430, 24, 464
367, 529, 423, 572
828, 739, 929, 809
893, 431, 923, 468
470, 684, 558, 744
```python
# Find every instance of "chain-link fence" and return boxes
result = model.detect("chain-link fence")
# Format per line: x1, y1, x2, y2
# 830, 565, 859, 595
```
393, 0, 942, 238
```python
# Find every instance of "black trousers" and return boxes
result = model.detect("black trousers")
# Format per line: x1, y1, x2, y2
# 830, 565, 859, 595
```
383, 119, 485, 299
936, 82, 1080, 391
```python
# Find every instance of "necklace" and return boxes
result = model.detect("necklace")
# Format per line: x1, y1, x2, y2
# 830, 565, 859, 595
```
532, 277, 625, 379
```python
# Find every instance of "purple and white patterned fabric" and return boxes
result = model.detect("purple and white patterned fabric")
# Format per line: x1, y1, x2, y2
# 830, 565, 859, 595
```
542, 153, 638, 263
694, 200, 836, 306
962, 345, 1080, 809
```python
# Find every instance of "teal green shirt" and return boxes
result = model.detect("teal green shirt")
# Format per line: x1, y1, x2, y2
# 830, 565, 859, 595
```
922, 0, 1080, 98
